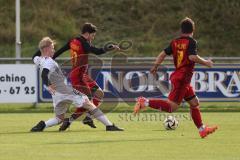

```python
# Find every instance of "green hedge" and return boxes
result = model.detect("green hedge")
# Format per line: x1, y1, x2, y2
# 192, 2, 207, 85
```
1, 0, 240, 57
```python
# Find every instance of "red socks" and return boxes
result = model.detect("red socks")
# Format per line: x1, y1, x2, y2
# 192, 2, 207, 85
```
149, 99, 203, 129
72, 108, 86, 120
190, 106, 203, 128
148, 99, 172, 113
72, 96, 102, 120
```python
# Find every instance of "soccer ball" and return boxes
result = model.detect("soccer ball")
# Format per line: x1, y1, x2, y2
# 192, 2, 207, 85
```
163, 115, 179, 130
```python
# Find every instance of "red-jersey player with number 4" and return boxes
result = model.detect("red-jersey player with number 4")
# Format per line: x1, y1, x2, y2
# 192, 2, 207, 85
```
134, 17, 218, 138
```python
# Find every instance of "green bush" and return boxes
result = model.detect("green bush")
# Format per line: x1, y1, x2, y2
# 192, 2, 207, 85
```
1, 0, 240, 57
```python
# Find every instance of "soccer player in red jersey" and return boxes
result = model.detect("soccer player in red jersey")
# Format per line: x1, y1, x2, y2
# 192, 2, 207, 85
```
52, 23, 119, 130
134, 17, 218, 138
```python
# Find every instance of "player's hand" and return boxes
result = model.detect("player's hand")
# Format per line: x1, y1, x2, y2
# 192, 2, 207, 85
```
205, 58, 213, 68
150, 65, 158, 76
112, 45, 121, 51
104, 44, 119, 52
47, 84, 56, 95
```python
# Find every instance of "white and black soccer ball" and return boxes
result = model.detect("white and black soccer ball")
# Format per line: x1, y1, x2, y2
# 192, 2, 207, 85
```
163, 115, 179, 130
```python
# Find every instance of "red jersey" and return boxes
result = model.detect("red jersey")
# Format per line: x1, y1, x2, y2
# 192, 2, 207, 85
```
69, 38, 88, 70
164, 36, 197, 83
53, 36, 106, 72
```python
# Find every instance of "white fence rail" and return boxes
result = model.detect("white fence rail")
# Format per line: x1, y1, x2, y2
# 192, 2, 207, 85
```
0, 57, 240, 65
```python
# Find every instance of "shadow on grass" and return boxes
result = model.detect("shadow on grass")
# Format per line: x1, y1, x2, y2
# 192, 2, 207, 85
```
152, 129, 171, 132
45, 137, 168, 145
0, 129, 112, 135
1, 102, 240, 113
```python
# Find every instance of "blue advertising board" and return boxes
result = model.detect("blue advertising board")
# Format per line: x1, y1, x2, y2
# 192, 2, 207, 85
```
38, 65, 240, 102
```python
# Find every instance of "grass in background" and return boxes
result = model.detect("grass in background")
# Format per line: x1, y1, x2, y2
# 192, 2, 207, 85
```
0, 112, 239, 160
0, 102, 240, 113
1, 0, 240, 57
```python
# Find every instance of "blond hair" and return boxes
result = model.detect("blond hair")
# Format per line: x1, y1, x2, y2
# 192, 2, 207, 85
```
38, 37, 55, 53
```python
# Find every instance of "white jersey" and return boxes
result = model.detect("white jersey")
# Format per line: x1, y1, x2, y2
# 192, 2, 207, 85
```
33, 56, 73, 94
33, 56, 88, 114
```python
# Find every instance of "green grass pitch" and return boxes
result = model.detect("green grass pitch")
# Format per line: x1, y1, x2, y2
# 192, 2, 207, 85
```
0, 111, 240, 160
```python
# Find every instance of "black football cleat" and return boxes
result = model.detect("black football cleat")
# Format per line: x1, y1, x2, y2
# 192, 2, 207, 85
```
82, 116, 97, 128
106, 124, 124, 131
30, 120, 46, 132
59, 118, 71, 131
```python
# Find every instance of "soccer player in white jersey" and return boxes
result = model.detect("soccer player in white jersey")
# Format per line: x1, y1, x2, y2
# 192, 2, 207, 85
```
31, 37, 123, 132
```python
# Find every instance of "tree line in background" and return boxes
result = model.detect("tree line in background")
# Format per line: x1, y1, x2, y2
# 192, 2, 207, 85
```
1, 0, 240, 57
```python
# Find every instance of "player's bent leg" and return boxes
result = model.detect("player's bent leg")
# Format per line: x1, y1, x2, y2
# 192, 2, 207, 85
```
83, 101, 124, 131
72, 108, 86, 119
82, 86, 103, 128
64, 97, 96, 130
31, 100, 67, 132
31, 116, 62, 132
78, 75, 101, 127
92, 88, 104, 107
59, 93, 92, 131
82, 88, 104, 128
188, 97, 203, 128
187, 96, 218, 138
45, 116, 63, 128
134, 80, 185, 114
84, 74, 102, 106
167, 100, 179, 112
134, 97, 178, 115
59, 107, 87, 131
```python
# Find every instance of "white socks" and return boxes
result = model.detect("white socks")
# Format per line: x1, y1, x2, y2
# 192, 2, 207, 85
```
96, 114, 113, 126
45, 117, 62, 128
91, 108, 113, 126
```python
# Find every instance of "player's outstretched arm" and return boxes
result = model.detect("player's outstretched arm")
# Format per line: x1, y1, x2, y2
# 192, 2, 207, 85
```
84, 41, 120, 55
189, 55, 213, 68
83, 41, 106, 55
150, 51, 167, 76
89, 45, 106, 55
52, 42, 70, 59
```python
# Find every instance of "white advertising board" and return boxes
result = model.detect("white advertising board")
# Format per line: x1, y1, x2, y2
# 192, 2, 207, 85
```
0, 64, 37, 103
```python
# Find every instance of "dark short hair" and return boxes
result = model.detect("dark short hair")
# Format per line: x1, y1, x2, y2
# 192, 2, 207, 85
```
181, 17, 195, 34
81, 22, 97, 34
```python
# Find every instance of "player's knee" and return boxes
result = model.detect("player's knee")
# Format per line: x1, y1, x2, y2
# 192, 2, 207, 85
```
56, 115, 64, 123
94, 89, 104, 99
89, 108, 104, 118
170, 105, 179, 112
82, 100, 96, 111
84, 97, 91, 103
189, 97, 199, 108
168, 101, 179, 113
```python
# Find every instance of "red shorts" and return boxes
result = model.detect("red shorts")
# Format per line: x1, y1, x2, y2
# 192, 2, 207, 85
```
70, 70, 99, 97
168, 71, 195, 104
